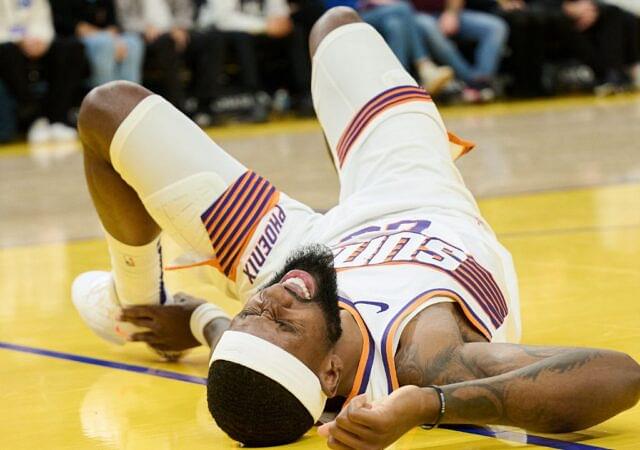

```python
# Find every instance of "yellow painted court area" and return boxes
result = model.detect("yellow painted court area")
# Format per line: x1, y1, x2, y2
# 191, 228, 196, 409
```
1, 94, 639, 449
1, 183, 638, 449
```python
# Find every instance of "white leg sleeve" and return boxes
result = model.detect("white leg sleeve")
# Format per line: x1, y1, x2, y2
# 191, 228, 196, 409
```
109, 95, 246, 259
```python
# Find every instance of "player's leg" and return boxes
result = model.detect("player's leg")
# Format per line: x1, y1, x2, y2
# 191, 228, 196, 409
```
73, 81, 241, 348
309, 7, 476, 217
73, 82, 168, 346
74, 81, 319, 350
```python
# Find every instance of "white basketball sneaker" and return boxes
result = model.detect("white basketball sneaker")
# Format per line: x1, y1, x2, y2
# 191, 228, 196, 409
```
71, 271, 144, 345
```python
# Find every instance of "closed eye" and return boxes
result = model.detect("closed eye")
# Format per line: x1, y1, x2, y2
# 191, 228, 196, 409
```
276, 320, 298, 333
238, 307, 300, 335
238, 309, 259, 318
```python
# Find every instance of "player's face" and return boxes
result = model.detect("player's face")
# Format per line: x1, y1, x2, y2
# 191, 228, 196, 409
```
229, 245, 342, 372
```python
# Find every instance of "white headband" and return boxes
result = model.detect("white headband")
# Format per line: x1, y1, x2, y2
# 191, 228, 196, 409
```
210, 330, 327, 422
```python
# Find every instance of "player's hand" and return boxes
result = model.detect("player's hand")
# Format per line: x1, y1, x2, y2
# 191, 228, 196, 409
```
18, 36, 48, 59
119, 293, 206, 352
439, 10, 460, 36
318, 386, 432, 450
171, 27, 190, 52
266, 16, 293, 38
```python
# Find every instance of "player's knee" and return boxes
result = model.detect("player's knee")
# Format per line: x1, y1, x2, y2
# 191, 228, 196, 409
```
309, 7, 362, 58
78, 81, 152, 161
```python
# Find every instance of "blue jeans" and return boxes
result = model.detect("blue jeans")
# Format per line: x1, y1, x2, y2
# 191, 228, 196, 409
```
415, 11, 508, 83
81, 31, 145, 87
360, 2, 429, 70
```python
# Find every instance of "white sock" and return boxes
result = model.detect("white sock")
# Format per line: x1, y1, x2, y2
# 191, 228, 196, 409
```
104, 231, 168, 306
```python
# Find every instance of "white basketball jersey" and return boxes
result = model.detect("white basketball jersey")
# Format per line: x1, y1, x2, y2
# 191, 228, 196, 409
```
328, 214, 521, 403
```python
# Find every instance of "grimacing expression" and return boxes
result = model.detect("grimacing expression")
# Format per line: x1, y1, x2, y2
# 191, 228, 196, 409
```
229, 244, 342, 371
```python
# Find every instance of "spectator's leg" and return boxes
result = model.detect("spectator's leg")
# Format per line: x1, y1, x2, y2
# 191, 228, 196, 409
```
621, 9, 640, 87
456, 10, 508, 82
117, 32, 145, 84
506, 10, 546, 96
286, 24, 312, 95
290, 0, 325, 31
0, 79, 16, 143
144, 34, 184, 109
587, 5, 628, 79
44, 37, 86, 125
414, 13, 474, 82
360, 5, 411, 69
82, 31, 118, 87
546, 10, 602, 80
186, 28, 225, 110
230, 32, 262, 92
0, 43, 31, 104
621, 9, 639, 66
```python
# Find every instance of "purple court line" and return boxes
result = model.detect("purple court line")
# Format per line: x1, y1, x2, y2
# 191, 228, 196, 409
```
440, 425, 609, 450
0, 341, 206, 385
0, 341, 610, 450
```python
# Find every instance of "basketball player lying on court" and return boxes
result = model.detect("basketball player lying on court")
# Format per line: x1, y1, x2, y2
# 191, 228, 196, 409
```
71, 6, 640, 450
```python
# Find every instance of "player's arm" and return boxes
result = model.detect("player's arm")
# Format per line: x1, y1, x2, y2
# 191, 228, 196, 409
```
428, 343, 640, 430
320, 343, 640, 450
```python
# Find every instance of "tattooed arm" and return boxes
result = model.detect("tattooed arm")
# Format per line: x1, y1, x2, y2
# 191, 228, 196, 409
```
395, 304, 640, 432
320, 344, 640, 450
428, 344, 640, 432
319, 304, 640, 450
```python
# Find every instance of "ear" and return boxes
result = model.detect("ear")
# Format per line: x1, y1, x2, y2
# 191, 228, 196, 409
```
318, 353, 343, 398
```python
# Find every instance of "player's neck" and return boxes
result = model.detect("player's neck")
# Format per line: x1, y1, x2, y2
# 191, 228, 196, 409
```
333, 310, 363, 397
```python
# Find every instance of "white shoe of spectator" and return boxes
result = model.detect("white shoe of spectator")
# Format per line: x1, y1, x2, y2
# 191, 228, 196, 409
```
50, 122, 78, 142
419, 62, 455, 96
27, 117, 51, 144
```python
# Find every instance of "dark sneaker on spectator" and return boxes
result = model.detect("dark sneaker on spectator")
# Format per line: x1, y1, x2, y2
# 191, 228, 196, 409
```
242, 101, 269, 123
594, 70, 628, 97
292, 94, 315, 118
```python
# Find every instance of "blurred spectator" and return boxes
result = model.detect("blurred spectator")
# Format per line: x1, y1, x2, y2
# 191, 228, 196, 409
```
411, 0, 508, 101
0, 79, 16, 143
0, 0, 84, 143
117, 0, 224, 114
558, 0, 639, 93
198, 0, 316, 115
467, 0, 557, 97
52, 0, 144, 87
324, 0, 454, 94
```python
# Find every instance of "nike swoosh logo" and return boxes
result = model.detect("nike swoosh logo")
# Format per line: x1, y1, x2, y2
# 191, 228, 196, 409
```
353, 301, 390, 313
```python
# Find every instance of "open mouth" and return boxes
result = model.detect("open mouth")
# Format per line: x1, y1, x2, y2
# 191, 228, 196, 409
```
280, 269, 317, 300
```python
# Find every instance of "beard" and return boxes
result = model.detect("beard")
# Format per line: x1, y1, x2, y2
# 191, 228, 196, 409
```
265, 244, 342, 345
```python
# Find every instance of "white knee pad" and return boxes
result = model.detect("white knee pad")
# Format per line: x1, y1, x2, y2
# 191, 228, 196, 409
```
109, 95, 246, 258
